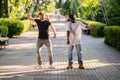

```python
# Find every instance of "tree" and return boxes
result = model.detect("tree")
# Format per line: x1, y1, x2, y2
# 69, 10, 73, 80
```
0, 0, 8, 17
107, 0, 120, 25
70, 0, 80, 17
62, 0, 71, 15
81, 0, 100, 20
0, 0, 56, 18
55, 0, 63, 8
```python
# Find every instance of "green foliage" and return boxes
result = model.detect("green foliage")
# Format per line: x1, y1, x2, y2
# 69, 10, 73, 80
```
109, 17, 120, 26
8, 0, 32, 19
21, 20, 33, 33
0, 18, 24, 38
81, 0, 100, 20
0, 0, 8, 17
6, 20, 23, 38
44, 2, 56, 13
79, 19, 106, 37
55, 0, 63, 8
107, 0, 120, 25
70, 0, 79, 17
61, 0, 105, 22
91, 23, 105, 37
62, 0, 71, 15
0, 18, 33, 38
104, 26, 120, 50
0, 25, 8, 37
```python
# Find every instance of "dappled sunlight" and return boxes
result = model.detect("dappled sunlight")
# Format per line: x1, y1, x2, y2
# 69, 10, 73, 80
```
0, 59, 120, 79
0, 62, 68, 78
8, 43, 36, 50
0, 65, 42, 78
19, 29, 38, 38
52, 45, 67, 48
83, 59, 120, 69
56, 32, 66, 37
50, 32, 66, 37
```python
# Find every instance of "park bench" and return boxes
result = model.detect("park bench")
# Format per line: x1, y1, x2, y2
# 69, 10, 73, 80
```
0, 37, 9, 50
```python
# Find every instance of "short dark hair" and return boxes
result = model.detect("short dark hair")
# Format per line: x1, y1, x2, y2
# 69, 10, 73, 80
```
69, 15, 74, 19
39, 12, 44, 15
69, 14, 75, 23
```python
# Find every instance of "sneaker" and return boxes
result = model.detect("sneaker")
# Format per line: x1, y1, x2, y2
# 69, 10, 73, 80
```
49, 65, 55, 69
35, 65, 43, 69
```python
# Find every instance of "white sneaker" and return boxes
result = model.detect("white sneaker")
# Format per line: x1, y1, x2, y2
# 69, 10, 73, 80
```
49, 65, 55, 69
35, 65, 43, 69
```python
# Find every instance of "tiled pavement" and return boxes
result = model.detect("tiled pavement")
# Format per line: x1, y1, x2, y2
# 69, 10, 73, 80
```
0, 22, 120, 80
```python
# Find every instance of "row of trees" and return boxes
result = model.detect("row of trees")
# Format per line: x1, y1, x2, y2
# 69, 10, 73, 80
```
0, 0, 120, 25
0, 0, 56, 19
57, 0, 120, 25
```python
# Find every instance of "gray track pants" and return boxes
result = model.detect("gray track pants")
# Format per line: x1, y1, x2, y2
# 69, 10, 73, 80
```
36, 39, 53, 65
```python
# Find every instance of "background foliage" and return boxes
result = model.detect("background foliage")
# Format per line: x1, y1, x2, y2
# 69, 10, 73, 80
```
0, 0, 119, 26
104, 26, 120, 50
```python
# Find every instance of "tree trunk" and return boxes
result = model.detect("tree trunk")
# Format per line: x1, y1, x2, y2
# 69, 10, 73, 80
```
4, 0, 9, 17
0, 0, 2, 17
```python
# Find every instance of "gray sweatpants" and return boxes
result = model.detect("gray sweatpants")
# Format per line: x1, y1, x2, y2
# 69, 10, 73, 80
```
36, 39, 53, 65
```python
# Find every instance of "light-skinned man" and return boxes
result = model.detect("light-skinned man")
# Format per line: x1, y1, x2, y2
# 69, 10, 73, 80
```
27, 12, 56, 68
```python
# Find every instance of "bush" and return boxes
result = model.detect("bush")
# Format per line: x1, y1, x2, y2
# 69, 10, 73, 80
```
0, 25, 8, 37
104, 26, 120, 50
78, 19, 106, 37
21, 20, 33, 33
0, 18, 33, 38
88, 21, 106, 37
8, 21, 24, 37
109, 17, 120, 26
0, 18, 24, 37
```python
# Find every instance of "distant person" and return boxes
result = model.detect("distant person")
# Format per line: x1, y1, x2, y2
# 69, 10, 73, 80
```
27, 12, 56, 69
66, 14, 88, 69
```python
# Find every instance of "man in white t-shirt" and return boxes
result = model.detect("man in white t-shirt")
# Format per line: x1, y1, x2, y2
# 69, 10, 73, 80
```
66, 15, 87, 69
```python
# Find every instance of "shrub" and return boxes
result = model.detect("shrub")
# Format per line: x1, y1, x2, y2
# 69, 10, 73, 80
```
109, 17, 120, 26
8, 21, 24, 37
0, 18, 32, 38
104, 26, 120, 50
0, 25, 8, 37
78, 19, 106, 37
89, 22, 106, 37
0, 18, 24, 37
21, 20, 33, 33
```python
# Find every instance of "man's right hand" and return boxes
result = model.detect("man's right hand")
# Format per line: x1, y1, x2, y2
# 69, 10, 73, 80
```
27, 13, 31, 18
27, 13, 34, 21
67, 31, 70, 45
67, 39, 70, 45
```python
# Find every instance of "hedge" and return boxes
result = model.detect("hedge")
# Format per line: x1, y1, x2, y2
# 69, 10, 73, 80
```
77, 19, 106, 37
104, 26, 120, 50
109, 17, 120, 26
0, 25, 8, 37
0, 18, 32, 38
21, 20, 33, 33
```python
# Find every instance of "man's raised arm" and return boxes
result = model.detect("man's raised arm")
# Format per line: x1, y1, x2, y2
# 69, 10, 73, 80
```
27, 13, 35, 22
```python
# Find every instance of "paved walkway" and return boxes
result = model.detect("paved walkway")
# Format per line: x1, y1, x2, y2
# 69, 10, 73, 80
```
0, 22, 120, 80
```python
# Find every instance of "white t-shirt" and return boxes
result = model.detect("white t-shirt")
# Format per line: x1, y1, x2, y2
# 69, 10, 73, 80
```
66, 21, 86, 45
